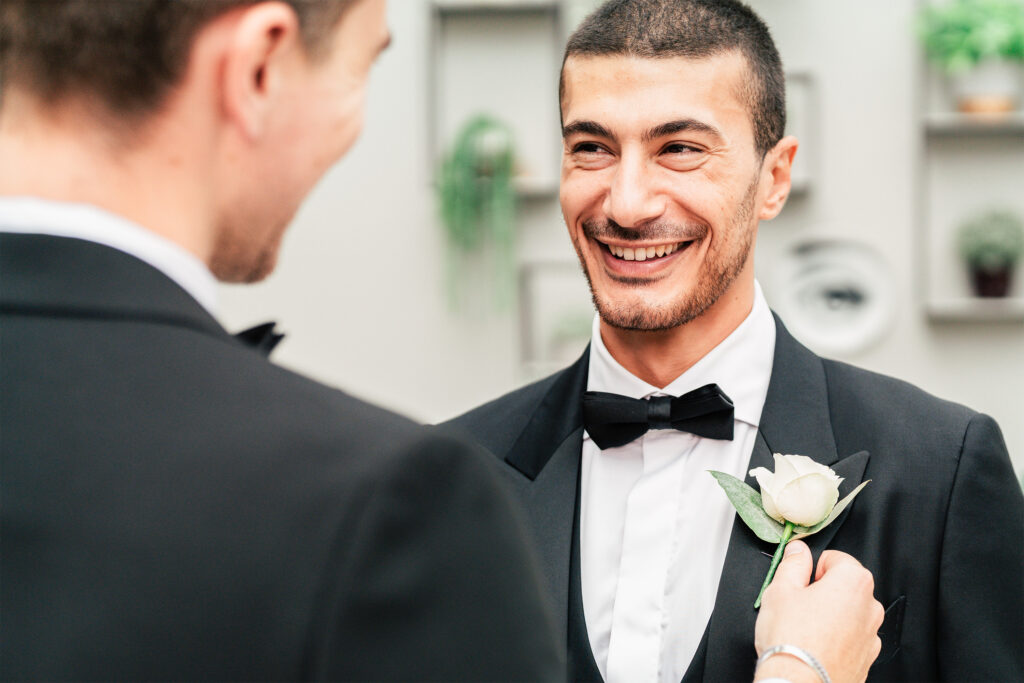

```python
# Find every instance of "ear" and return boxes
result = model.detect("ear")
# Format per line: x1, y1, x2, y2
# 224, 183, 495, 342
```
218, 2, 303, 141
758, 135, 799, 221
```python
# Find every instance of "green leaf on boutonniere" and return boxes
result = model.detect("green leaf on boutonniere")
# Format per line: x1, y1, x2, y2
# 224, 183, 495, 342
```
792, 479, 871, 540
709, 471, 785, 543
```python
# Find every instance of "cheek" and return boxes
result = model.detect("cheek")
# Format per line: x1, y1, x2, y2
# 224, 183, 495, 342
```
308, 77, 367, 162
560, 172, 606, 223
333, 92, 366, 157
669, 174, 747, 227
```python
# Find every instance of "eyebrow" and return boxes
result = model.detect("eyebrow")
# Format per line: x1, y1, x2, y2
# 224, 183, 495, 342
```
561, 118, 724, 144
643, 119, 724, 143
562, 120, 614, 140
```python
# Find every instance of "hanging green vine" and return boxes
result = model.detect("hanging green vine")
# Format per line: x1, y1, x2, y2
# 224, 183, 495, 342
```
438, 114, 517, 310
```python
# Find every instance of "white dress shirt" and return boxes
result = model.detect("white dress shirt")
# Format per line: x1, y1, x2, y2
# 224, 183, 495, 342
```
581, 283, 776, 683
0, 196, 217, 315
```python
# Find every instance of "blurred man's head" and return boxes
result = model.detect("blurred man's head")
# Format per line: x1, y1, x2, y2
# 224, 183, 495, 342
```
0, 0, 390, 282
557, 0, 796, 333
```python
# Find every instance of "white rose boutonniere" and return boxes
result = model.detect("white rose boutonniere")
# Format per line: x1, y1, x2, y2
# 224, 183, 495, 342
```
710, 454, 870, 608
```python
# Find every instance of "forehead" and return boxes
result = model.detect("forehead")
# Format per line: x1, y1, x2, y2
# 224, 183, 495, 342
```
560, 52, 753, 140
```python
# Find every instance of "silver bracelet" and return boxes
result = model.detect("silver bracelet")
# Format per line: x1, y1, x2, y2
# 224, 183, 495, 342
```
756, 644, 832, 683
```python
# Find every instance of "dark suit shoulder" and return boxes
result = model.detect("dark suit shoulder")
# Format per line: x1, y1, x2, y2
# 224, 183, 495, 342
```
442, 365, 568, 454
820, 357, 979, 462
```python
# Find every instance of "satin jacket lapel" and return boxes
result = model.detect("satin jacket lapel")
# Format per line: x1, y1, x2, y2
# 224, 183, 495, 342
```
699, 317, 872, 683
503, 348, 590, 643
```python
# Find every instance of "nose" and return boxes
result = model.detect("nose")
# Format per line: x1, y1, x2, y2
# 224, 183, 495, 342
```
602, 152, 666, 229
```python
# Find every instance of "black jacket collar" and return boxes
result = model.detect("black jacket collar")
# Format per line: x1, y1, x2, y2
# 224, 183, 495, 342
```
1, 233, 229, 344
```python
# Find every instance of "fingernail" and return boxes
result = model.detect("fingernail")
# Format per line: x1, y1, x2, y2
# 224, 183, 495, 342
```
784, 541, 805, 557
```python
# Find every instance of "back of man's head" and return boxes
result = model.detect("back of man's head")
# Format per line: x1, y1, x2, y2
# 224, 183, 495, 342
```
0, 0, 352, 122
0, 0, 383, 284
561, 0, 785, 156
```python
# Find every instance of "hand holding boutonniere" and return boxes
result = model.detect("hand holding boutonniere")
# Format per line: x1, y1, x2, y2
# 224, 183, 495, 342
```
710, 454, 870, 608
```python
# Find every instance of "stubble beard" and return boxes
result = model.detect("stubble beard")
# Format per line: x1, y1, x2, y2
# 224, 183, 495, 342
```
572, 175, 758, 332
208, 217, 284, 284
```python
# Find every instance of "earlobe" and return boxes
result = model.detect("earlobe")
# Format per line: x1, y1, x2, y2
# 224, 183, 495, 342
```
218, 3, 301, 141
758, 135, 798, 221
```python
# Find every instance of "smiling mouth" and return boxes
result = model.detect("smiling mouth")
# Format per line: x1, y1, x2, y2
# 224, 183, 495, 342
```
599, 240, 694, 262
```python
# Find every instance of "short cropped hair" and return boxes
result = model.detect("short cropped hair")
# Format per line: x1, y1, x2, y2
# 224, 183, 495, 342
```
561, 0, 785, 156
0, 0, 353, 118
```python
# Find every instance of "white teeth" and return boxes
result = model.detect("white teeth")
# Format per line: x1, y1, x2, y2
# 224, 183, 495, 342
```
606, 241, 687, 260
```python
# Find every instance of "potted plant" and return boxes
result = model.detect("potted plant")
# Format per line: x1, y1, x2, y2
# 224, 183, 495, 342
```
956, 209, 1024, 296
919, 0, 1024, 113
438, 114, 517, 309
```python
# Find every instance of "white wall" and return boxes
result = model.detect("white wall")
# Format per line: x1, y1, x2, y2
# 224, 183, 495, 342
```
218, 0, 1023, 475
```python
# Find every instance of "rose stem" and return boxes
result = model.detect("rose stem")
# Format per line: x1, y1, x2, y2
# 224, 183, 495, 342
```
754, 520, 795, 609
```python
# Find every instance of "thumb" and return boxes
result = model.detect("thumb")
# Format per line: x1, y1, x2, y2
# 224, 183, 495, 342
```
770, 539, 813, 589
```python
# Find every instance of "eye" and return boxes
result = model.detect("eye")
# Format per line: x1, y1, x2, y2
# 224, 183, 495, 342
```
567, 140, 614, 170
571, 141, 607, 155
661, 142, 702, 155
659, 141, 707, 171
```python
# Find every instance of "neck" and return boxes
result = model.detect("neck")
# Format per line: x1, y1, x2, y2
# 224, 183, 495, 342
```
0, 92, 216, 264
599, 277, 755, 388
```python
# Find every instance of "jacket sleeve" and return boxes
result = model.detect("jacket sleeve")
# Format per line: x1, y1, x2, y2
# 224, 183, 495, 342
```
310, 431, 565, 682
937, 413, 1024, 682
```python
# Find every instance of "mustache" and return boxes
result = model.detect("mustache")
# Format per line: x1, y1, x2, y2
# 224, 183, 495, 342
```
581, 218, 707, 243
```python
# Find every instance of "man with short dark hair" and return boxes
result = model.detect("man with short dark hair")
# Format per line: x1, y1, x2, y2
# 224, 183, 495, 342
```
445, 1, 1024, 682
0, 1, 564, 679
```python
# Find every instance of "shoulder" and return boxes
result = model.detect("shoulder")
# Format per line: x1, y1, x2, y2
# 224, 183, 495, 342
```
440, 365, 568, 454
820, 357, 983, 463
231, 349, 443, 468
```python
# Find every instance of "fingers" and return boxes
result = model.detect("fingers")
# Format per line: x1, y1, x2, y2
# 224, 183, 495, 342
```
770, 540, 813, 589
815, 548, 869, 584
870, 597, 885, 632
815, 549, 884, 637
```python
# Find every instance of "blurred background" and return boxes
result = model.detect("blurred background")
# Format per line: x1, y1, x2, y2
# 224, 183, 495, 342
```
219, 0, 1024, 475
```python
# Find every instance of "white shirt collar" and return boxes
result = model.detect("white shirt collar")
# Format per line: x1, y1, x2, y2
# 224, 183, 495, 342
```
0, 196, 218, 315
587, 281, 776, 427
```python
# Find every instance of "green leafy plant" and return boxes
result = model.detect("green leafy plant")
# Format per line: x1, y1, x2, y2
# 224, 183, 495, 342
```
919, 0, 1024, 74
957, 209, 1024, 272
438, 114, 517, 309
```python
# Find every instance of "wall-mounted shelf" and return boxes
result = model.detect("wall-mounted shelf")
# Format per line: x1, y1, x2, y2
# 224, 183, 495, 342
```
514, 176, 560, 199
429, 0, 562, 188
916, 3, 1024, 324
924, 112, 1024, 137
927, 298, 1024, 323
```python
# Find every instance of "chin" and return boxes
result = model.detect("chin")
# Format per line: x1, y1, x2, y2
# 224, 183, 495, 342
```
594, 294, 704, 332
587, 264, 740, 332
209, 243, 280, 284
210, 210, 289, 283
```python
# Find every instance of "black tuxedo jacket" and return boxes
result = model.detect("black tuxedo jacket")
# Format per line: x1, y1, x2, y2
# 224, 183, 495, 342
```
0, 233, 562, 681
444, 319, 1024, 682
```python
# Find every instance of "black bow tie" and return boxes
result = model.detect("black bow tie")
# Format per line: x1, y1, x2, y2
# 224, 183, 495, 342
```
233, 322, 285, 357
582, 383, 735, 450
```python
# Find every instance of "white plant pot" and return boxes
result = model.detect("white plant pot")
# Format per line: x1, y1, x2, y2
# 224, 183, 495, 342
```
950, 59, 1022, 114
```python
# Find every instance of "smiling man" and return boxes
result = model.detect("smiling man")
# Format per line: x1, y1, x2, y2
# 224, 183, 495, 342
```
445, 1, 1024, 682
